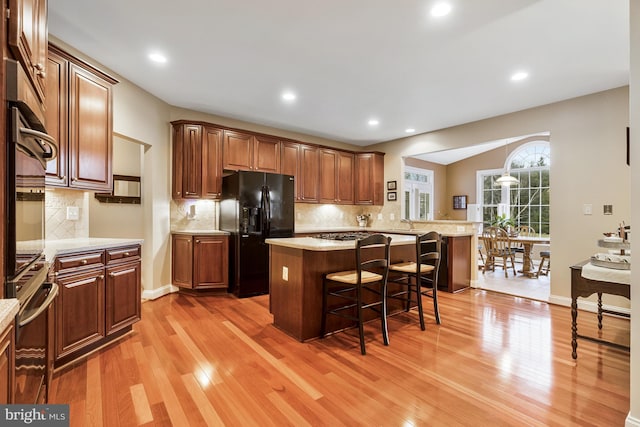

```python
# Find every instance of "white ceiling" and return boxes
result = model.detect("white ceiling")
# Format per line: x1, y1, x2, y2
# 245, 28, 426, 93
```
48, 0, 629, 146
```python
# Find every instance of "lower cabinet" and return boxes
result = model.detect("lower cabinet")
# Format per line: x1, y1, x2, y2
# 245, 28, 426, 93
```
172, 234, 229, 290
54, 245, 141, 366
437, 235, 471, 293
0, 323, 15, 403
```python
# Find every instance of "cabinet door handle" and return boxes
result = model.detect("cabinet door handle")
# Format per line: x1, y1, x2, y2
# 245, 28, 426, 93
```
81, 259, 88, 265
195, 240, 200, 243
124, 252, 130, 256
109, 272, 115, 277
99, 275, 104, 280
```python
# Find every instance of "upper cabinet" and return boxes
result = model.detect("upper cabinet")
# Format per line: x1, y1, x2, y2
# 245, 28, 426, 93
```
171, 120, 384, 205
172, 121, 223, 199
45, 44, 118, 191
355, 152, 385, 205
319, 149, 354, 204
223, 130, 280, 173
8, 0, 48, 105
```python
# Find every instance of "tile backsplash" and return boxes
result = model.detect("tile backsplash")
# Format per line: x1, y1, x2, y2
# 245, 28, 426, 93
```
45, 188, 90, 240
170, 199, 218, 231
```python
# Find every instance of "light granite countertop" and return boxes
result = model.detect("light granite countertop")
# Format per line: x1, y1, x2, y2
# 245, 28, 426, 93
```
295, 227, 475, 238
45, 238, 144, 260
265, 233, 416, 251
171, 229, 229, 236
0, 299, 19, 334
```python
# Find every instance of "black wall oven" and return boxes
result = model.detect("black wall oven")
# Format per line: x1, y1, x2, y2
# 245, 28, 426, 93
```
5, 59, 58, 404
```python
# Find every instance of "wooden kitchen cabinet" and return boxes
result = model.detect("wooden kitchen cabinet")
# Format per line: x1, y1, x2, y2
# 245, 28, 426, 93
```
319, 149, 354, 204
172, 121, 223, 199
45, 44, 117, 191
55, 267, 105, 359
437, 235, 471, 293
172, 234, 229, 291
223, 130, 280, 173
355, 152, 385, 205
8, 0, 48, 105
0, 323, 15, 404
281, 141, 301, 200
53, 245, 141, 366
299, 144, 320, 203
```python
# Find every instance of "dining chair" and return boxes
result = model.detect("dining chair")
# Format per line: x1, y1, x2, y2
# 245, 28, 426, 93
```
535, 250, 550, 277
482, 226, 517, 278
320, 234, 392, 355
387, 231, 442, 330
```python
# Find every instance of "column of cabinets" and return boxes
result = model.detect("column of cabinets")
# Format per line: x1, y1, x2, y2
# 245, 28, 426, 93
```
53, 245, 141, 366
45, 44, 118, 191
8, 0, 48, 105
171, 234, 229, 290
172, 121, 223, 199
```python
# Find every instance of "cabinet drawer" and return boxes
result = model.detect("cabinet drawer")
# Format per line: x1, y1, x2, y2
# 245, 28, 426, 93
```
55, 250, 105, 273
106, 246, 140, 265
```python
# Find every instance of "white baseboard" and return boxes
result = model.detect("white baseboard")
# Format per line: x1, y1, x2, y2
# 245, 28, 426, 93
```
626, 413, 640, 427
548, 294, 631, 316
142, 284, 179, 300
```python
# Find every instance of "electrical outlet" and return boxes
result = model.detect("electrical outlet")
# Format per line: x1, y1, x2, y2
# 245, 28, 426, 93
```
456, 226, 465, 232
583, 204, 592, 215
66, 206, 80, 221
377, 213, 383, 220
282, 266, 288, 281
390, 213, 395, 220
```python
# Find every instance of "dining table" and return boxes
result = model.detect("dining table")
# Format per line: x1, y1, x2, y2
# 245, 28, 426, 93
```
479, 233, 551, 277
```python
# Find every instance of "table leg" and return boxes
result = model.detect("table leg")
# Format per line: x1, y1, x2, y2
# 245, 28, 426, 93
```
571, 297, 578, 359
597, 292, 603, 330
522, 243, 533, 276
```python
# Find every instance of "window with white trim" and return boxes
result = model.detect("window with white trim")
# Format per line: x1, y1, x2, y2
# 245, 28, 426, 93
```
403, 166, 434, 221
477, 141, 550, 234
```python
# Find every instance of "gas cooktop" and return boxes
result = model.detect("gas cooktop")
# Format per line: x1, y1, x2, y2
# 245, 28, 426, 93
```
314, 232, 372, 241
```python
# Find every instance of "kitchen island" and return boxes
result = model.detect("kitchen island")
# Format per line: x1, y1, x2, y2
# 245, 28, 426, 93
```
266, 234, 418, 341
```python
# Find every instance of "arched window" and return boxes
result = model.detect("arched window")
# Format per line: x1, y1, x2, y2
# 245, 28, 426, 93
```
478, 140, 550, 235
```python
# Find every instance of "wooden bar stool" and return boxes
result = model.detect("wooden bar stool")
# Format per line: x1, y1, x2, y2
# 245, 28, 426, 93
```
387, 231, 442, 330
320, 234, 392, 355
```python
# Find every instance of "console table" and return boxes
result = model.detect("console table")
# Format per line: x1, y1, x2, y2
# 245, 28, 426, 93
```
570, 261, 630, 359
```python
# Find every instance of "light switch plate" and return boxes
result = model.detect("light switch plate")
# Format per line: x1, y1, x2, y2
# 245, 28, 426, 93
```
390, 213, 395, 220
377, 213, 383, 220
583, 204, 592, 215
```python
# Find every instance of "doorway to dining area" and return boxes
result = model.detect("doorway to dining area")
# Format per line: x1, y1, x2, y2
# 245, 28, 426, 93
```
405, 132, 551, 301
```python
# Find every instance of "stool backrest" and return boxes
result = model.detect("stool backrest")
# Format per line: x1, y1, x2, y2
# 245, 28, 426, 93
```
355, 234, 392, 281
417, 231, 441, 279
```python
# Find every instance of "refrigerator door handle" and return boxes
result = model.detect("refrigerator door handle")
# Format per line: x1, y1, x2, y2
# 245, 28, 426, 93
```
264, 185, 271, 236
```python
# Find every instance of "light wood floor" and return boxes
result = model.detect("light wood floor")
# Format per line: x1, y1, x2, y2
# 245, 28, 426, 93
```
50, 288, 630, 426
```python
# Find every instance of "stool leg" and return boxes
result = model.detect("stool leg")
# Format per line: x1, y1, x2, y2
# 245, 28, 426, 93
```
381, 280, 390, 346
357, 285, 366, 355
415, 274, 426, 331
320, 276, 328, 338
432, 281, 441, 325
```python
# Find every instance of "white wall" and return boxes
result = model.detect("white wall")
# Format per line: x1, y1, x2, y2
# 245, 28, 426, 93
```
628, 1, 638, 425
369, 86, 630, 309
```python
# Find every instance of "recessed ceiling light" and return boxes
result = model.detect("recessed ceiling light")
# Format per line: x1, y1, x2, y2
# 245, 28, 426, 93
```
368, 119, 379, 126
511, 71, 529, 81
148, 52, 167, 64
282, 91, 296, 101
431, 2, 452, 17
405, 128, 416, 133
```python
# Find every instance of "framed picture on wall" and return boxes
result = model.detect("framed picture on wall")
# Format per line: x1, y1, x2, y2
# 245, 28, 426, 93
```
387, 192, 397, 201
453, 195, 467, 210
387, 181, 397, 191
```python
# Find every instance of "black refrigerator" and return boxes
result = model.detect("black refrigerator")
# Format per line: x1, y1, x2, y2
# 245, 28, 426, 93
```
220, 171, 295, 297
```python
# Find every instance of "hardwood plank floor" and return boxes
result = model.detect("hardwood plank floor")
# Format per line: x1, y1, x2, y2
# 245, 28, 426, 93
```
49, 288, 630, 426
